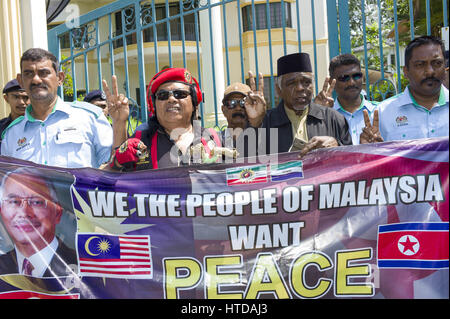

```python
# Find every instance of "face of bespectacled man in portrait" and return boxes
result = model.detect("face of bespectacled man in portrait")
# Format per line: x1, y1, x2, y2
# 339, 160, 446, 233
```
276, 72, 314, 111
17, 58, 65, 104
0, 174, 62, 255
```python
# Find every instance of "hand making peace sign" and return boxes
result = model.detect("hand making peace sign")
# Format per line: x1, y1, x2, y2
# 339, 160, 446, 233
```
313, 76, 336, 107
102, 75, 129, 124
245, 70, 267, 127
359, 109, 384, 144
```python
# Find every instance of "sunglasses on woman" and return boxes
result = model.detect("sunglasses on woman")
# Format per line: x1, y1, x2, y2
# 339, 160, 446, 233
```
337, 72, 363, 82
155, 89, 191, 100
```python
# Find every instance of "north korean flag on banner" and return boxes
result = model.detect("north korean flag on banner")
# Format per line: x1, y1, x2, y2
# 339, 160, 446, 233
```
377, 222, 449, 269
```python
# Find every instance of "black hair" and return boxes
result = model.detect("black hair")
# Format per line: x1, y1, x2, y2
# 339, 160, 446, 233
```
328, 54, 361, 77
20, 48, 59, 72
404, 36, 445, 68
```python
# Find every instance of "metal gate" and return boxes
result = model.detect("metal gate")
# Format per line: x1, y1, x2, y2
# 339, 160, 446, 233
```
47, 0, 449, 130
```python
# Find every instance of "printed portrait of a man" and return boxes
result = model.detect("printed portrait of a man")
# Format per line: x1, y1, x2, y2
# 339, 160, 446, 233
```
0, 166, 77, 278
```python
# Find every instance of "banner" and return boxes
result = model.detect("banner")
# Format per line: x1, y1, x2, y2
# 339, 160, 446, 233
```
0, 137, 448, 300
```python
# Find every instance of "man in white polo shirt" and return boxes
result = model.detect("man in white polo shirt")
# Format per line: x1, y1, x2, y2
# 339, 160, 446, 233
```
360, 35, 448, 143
0, 48, 129, 168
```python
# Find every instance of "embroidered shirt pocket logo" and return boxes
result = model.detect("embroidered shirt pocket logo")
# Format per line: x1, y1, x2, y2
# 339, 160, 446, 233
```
16, 137, 31, 151
395, 115, 408, 126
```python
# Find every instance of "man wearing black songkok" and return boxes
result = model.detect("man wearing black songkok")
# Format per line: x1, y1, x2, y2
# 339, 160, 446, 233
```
255, 53, 352, 155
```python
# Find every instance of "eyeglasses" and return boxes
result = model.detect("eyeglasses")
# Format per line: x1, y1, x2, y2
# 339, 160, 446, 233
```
2, 197, 48, 209
155, 89, 190, 101
337, 72, 363, 82
224, 98, 246, 109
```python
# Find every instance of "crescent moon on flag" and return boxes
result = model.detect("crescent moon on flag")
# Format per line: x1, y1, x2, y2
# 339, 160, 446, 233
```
85, 236, 101, 256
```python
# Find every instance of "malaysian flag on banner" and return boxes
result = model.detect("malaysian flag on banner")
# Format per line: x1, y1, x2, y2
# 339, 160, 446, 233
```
377, 222, 449, 269
77, 233, 153, 279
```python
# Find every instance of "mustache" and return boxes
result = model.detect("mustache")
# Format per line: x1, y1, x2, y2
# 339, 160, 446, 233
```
345, 86, 360, 91
232, 112, 246, 118
29, 83, 48, 90
13, 218, 40, 228
421, 77, 440, 85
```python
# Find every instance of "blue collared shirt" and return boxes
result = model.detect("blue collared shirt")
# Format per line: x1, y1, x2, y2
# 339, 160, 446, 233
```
0, 97, 113, 168
333, 95, 379, 145
378, 85, 449, 141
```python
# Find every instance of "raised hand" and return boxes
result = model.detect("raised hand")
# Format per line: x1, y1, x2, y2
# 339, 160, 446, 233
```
360, 109, 383, 144
103, 75, 131, 153
103, 75, 129, 123
313, 76, 336, 107
245, 70, 266, 127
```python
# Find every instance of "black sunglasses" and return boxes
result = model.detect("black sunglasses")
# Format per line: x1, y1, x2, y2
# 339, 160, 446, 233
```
224, 98, 246, 109
337, 72, 363, 82
155, 89, 190, 100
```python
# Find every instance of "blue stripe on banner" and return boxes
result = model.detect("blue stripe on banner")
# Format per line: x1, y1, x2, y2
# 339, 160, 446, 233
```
379, 222, 449, 233
378, 260, 449, 269
271, 171, 303, 182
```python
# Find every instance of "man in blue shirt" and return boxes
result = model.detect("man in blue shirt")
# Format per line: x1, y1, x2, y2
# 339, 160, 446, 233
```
0, 48, 129, 168
327, 54, 378, 145
360, 36, 448, 143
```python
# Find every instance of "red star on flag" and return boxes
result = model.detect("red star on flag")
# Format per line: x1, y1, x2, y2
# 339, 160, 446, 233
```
399, 236, 418, 254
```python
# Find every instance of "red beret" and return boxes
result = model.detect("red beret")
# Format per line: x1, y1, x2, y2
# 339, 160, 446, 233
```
146, 68, 202, 116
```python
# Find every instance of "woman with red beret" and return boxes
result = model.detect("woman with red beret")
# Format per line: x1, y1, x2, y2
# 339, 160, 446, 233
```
107, 68, 227, 171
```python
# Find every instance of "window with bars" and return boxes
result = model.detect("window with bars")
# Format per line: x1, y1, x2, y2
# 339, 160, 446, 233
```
114, 3, 198, 48
242, 2, 292, 32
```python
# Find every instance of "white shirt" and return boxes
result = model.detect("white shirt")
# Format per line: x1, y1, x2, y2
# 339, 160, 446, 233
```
378, 86, 449, 141
16, 237, 58, 277
1, 97, 113, 168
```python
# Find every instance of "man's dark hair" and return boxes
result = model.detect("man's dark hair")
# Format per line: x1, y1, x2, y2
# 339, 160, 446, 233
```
404, 35, 445, 68
328, 54, 361, 77
20, 48, 59, 72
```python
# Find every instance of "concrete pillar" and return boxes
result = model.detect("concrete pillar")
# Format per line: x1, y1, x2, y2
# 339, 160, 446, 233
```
199, 0, 225, 127
0, 0, 23, 118
20, 0, 48, 50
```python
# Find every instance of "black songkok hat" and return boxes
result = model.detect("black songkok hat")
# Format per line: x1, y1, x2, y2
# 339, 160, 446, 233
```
277, 53, 312, 76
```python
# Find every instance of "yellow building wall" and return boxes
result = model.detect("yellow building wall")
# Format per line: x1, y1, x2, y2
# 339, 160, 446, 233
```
53, 0, 330, 128
0, 0, 23, 118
